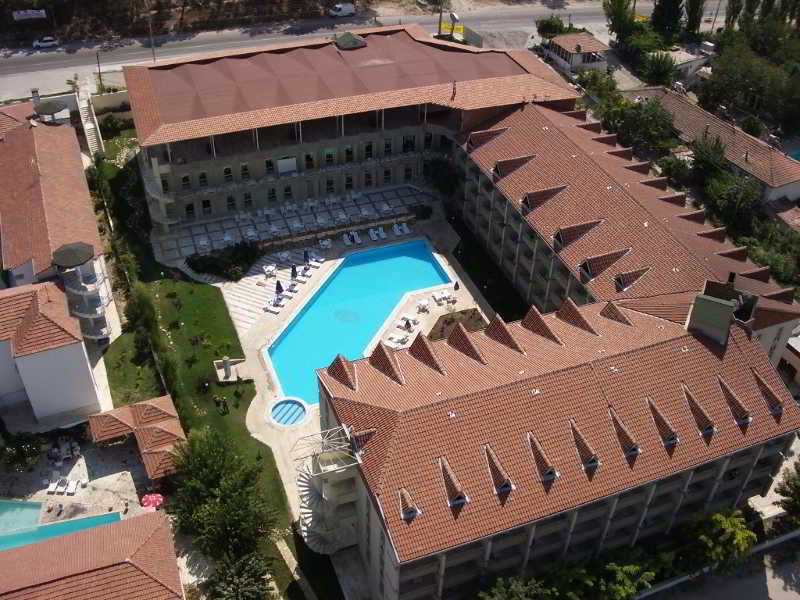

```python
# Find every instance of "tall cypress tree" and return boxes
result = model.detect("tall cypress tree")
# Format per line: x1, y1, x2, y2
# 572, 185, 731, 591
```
685, 0, 707, 32
726, 0, 745, 26
652, 0, 685, 40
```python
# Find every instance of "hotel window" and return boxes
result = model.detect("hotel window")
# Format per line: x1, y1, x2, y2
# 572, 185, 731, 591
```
364, 172, 373, 187
160, 177, 169, 193
243, 192, 253, 209
383, 168, 392, 184
223, 167, 233, 182
402, 135, 415, 153
404, 166, 413, 181
283, 185, 293, 200
181, 175, 191, 190
325, 150, 335, 166
185, 203, 195, 219
265, 159, 275, 174
344, 146, 354, 163
226, 196, 236, 212
198, 172, 208, 187
424, 132, 433, 149
364, 142, 373, 160
268, 187, 277, 202
202, 199, 211, 215
345, 174, 353, 190
326, 179, 335, 194
384, 138, 392, 155
305, 153, 314, 169
241, 163, 250, 180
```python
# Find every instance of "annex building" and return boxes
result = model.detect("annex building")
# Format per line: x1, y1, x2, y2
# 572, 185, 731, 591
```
125, 25, 800, 600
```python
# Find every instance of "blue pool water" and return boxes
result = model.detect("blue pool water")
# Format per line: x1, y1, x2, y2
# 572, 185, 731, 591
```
0, 499, 41, 534
0, 508, 121, 551
267, 241, 450, 405
791, 150, 800, 162
271, 399, 308, 425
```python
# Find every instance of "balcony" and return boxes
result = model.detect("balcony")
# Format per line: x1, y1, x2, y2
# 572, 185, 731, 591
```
80, 322, 110, 340
400, 558, 439, 582
62, 270, 107, 297
443, 563, 479, 588
445, 544, 482, 567
493, 531, 527, 553
399, 578, 437, 600
69, 300, 107, 319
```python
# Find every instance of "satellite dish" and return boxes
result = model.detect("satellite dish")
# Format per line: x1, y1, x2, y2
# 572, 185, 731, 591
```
450, 12, 459, 21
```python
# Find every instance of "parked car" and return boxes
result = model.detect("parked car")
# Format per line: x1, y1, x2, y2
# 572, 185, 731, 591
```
328, 3, 355, 16
33, 36, 59, 49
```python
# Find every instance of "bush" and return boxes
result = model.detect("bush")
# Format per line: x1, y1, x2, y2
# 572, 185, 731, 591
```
576, 69, 618, 100
703, 171, 761, 236
535, 15, 587, 39
682, 509, 757, 570
410, 204, 433, 221
124, 281, 157, 335
186, 241, 261, 281
206, 552, 272, 600
1, 432, 40, 472
739, 114, 764, 137
641, 52, 679, 85
657, 155, 692, 188
689, 135, 727, 185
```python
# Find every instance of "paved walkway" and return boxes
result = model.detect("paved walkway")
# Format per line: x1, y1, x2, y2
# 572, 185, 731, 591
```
276, 538, 321, 600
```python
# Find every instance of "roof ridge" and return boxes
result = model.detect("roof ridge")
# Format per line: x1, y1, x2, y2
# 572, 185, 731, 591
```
439, 457, 468, 505
528, 432, 559, 482
646, 397, 679, 447
609, 406, 639, 458
11, 291, 40, 355
447, 322, 486, 364
570, 418, 599, 468
31, 126, 54, 272
520, 305, 562, 345
599, 301, 633, 325
751, 367, 784, 418
327, 354, 357, 390
127, 518, 182, 597
582, 247, 631, 280
369, 342, 405, 385
555, 298, 599, 335
483, 443, 513, 492
408, 332, 446, 374
483, 314, 525, 353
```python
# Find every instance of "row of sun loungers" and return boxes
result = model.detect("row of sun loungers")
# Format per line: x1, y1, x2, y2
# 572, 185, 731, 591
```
432, 290, 457, 305
46, 476, 80, 495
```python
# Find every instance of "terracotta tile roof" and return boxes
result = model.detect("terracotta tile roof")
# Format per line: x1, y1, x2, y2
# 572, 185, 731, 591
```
89, 396, 186, 480
125, 26, 577, 147
550, 33, 610, 55
0, 512, 182, 600
621, 87, 800, 189
0, 105, 102, 275
0, 283, 81, 357
320, 303, 800, 562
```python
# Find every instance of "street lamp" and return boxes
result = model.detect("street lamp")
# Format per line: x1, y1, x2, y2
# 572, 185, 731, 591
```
96, 51, 103, 91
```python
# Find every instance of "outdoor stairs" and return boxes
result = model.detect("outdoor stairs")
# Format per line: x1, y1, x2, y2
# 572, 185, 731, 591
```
296, 466, 340, 555
78, 100, 102, 157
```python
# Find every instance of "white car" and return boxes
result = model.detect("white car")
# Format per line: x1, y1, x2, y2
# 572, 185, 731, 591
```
328, 3, 355, 16
33, 36, 60, 49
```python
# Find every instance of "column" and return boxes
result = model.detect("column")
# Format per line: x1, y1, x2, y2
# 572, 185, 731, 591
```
512, 219, 523, 284
596, 496, 619, 553
666, 471, 694, 533
703, 457, 732, 513
435, 553, 446, 600
630, 484, 657, 547
481, 537, 492, 571
734, 445, 765, 506
520, 524, 537, 575
560, 511, 578, 559
210, 135, 216, 158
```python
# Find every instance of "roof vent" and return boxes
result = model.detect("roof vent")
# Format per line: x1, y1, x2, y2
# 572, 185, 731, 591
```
528, 433, 560, 485
447, 411, 456, 418
440, 458, 469, 508
484, 445, 515, 496
399, 488, 421, 522
685, 294, 735, 347
647, 398, 680, 451
334, 32, 367, 50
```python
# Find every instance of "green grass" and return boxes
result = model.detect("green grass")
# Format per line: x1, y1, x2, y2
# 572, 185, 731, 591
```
103, 332, 164, 405
102, 128, 138, 164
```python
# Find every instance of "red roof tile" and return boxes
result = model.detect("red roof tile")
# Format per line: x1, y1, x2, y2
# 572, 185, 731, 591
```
483, 314, 525, 354
550, 33, 610, 54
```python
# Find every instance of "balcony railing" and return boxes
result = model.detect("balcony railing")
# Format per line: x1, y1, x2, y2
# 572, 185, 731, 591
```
81, 323, 110, 340
62, 270, 107, 297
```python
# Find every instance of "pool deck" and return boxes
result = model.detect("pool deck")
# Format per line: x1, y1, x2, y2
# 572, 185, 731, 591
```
231, 200, 494, 519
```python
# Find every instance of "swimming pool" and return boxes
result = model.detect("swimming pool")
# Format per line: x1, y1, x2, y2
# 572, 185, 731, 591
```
266, 240, 450, 405
791, 150, 800, 162
0, 499, 41, 535
0, 502, 121, 551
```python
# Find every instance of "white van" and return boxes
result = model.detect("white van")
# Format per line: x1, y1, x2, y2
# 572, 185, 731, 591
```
328, 3, 355, 16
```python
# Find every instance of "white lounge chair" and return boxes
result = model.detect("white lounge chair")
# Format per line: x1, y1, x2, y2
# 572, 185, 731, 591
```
416, 299, 430, 312
387, 334, 409, 346
397, 319, 416, 332
401, 313, 420, 325
377, 226, 387, 239
287, 282, 299, 294
400, 222, 412, 235
343, 233, 353, 247
265, 302, 281, 314
66, 479, 79, 495
55, 478, 69, 494
46, 479, 59, 494
311, 251, 325, 264
263, 264, 277, 277
352, 231, 362, 245
368, 228, 379, 241
432, 291, 447, 305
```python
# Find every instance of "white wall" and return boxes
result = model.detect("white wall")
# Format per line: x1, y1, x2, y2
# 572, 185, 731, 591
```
754, 320, 798, 365
764, 180, 800, 203
16, 342, 100, 420
0, 340, 26, 408
9, 260, 35, 287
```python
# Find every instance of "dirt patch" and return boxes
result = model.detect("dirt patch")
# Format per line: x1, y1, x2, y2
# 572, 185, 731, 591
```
427, 307, 487, 341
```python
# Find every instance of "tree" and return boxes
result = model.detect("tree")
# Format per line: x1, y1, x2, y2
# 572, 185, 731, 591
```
603, 0, 636, 42
206, 552, 272, 600
742, 0, 762, 24
689, 135, 727, 185
726, 0, 745, 26
686, 510, 757, 569
642, 52, 679, 85
576, 69, 619, 100
479, 577, 557, 600
738, 114, 764, 137
651, 0, 684, 41
657, 155, 692, 188
536, 14, 568, 38
622, 26, 665, 64
600, 98, 675, 155
597, 563, 656, 600
760, 0, 777, 17
124, 281, 157, 334
685, 0, 706, 33
772, 462, 800, 534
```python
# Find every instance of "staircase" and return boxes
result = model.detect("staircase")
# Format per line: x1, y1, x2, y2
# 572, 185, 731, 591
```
77, 87, 103, 157
296, 467, 340, 555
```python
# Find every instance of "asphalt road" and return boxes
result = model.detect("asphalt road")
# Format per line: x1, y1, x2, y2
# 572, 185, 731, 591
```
0, 0, 724, 76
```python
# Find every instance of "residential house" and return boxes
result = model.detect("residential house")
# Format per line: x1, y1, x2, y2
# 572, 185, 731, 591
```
544, 32, 609, 74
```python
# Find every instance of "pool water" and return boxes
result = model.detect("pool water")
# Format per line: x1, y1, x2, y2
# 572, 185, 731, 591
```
0, 507, 121, 551
0, 499, 41, 534
267, 240, 450, 404
271, 399, 308, 425
791, 150, 800, 162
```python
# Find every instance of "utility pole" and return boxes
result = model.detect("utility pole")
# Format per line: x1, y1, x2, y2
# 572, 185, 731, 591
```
147, 11, 156, 63
710, 0, 723, 31
96, 52, 103, 91
437, 1, 444, 36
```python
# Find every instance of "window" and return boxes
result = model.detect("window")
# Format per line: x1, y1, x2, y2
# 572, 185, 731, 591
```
227, 196, 236, 212
402, 135, 415, 153
326, 179, 335, 194
384, 138, 392, 155
198, 172, 208, 187
243, 192, 253, 209
181, 175, 191, 190
265, 159, 274, 174
383, 168, 392, 184
305, 153, 314, 169
404, 166, 413, 181
160, 177, 169, 193
202, 199, 211, 215
283, 185, 293, 200
344, 146, 354, 163
424, 132, 433, 150
268, 188, 277, 202
325, 150, 335, 166
223, 167, 233, 182
241, 163, 250, 180
448, 493, 468, 508
364, 142, 373, 160
364, 172, 373, 187
345, 174, 353, 190
185, 203, 195, 218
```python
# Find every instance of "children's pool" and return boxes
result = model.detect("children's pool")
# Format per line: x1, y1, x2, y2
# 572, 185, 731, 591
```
266, 240, 450, 408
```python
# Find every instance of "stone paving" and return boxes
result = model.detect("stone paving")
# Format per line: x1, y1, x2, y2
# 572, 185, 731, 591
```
152, 185, 429, 264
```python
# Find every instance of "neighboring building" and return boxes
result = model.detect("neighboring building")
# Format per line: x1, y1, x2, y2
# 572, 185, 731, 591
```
0, 512, 184, 599
544, 32, 609, 74
621, 87, 800, 202
0, 102, 116, 345
660, 47, 710, 84
124, 25, 575, 234
0, 282, 102, 422
89, 395, 187, 481
312, 298, 799, 600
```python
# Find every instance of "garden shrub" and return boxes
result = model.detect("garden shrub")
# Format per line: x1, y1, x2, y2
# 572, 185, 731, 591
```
186, 241, 262, 281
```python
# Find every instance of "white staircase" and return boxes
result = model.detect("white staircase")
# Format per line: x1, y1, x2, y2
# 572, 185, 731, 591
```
296, 467, 340, 555
76, 83, 103, 157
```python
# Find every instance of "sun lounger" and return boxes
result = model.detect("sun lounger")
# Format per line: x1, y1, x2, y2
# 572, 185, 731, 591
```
368, 228, 379, 241
387, 334, 409, 346
343, 233, 353, 247
311, 251, 325, 263
55, 478, 69, 494
265, 303, 281, 314
377, 226, 387, 239
46, 479, 58, 494
66, 479, 79, 495
400, 222, 412, 235
397, 319, 416, 332
432, 291, 447, 305
416, 299, 430, 312
287, 282, 299, 294
263, 264, 277, 277
352, 231, 362, 245
401, 313, 420, 325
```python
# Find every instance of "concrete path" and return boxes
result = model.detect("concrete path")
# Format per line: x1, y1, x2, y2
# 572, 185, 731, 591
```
276, 538, 321, 600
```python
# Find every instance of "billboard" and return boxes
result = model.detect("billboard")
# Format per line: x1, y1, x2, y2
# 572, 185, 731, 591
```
12, 9, 47, 20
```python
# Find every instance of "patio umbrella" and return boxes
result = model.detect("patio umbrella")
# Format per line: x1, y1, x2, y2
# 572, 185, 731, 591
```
276, 280, 284, 296
140, 493, 164, 508
291, 265, 297, 279
303, 250, 310, 264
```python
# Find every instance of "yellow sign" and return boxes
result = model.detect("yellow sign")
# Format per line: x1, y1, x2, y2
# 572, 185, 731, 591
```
440, 22, 465, 35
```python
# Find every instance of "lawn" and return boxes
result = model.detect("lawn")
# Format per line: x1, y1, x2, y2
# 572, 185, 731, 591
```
102, 128, 138, 166
103, 332, 163, 405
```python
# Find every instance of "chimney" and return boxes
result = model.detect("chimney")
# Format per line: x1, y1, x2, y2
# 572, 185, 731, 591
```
686, 294, 736, 346
727, 271, 736, 286
31, 88, 40, 105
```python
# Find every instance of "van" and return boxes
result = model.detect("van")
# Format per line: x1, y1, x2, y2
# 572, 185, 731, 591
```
328, 3, 355, 16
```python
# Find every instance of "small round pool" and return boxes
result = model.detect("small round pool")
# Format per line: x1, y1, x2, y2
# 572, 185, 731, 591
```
270, 398, 308, 426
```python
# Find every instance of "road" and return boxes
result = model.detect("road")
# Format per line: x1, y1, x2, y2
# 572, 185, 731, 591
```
0, 0, 726, 100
